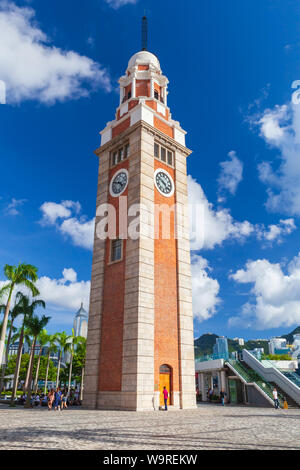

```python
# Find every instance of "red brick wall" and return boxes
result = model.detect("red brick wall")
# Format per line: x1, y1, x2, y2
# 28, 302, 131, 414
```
154, 116, 173, 138
136, 79, 150, 97
154, 159, 180, 397
98, 159, 129, 392
112, 117, 130, 138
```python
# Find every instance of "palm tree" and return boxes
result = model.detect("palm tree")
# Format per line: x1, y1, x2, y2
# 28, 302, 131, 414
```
0, 293, 25, 392
55, 332, 71, 389
33, 329, 50, 393
44, 334, 58, 395
23, 328, 34, 392
10, 296, 45, 406
24, 315, 50, 408
0, 264, 39, 365
67, 330, 85, 392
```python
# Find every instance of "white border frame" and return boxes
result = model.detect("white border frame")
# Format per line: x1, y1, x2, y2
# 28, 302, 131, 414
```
154, 168, 175, 198
109, 168, 129, 197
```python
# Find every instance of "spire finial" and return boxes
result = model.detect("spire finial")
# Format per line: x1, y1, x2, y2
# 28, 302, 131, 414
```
141, 15, 148, 51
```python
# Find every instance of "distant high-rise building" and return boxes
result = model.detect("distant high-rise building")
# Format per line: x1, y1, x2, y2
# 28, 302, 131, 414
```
292, 334, 300, 359
73, 303, 88, 339
233, 337, 244, 346
269, 338, 287, 355
213, 337, 229, 360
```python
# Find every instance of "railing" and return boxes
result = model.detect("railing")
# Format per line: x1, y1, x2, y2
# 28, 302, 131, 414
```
243, 349, 300, 405
195, 353, 229, 362
227, 359, 284, 407
283, 371, 300, 388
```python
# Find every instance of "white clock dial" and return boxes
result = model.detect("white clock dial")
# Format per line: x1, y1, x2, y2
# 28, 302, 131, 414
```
109, 169, 128, 197
154, 168, 174, 197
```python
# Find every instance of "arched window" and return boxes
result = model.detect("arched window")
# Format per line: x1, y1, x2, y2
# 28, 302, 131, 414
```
160, 364, 171, 374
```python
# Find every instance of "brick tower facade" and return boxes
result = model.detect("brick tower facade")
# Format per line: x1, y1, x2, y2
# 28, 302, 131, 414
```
84, 50, 196, 411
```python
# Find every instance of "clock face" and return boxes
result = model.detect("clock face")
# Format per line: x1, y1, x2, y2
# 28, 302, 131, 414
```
154, 169, 174, 197
109, 169, 128, 197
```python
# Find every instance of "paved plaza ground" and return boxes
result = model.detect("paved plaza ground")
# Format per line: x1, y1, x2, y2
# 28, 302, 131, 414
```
0, 403, 300, 450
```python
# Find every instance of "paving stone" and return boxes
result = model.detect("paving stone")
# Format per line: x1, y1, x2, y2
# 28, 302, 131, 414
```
0, 403, 299, 450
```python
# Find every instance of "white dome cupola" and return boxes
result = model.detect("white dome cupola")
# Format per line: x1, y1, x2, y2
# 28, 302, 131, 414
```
127, 51, 161, 72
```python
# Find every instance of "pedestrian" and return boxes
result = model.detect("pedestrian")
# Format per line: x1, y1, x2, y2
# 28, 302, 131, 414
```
47, 389, 54, 410
34, 394, 40, 407
61, 390, 68, 410
220, 389, 226, 406
273, 387, 280, 409
53, 388, 62, 411
163, 386, 168, 411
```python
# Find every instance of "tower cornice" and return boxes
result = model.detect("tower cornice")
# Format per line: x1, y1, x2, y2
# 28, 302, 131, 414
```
95, 120, 192, 158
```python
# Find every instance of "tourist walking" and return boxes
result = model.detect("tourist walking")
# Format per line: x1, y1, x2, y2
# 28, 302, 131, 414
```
53, 388, 62, 411
47, 389, 54, 410
220, 389, 226, 406
61, 389, 68, 409
163, 386, 168, 411
273, 387, 280, 409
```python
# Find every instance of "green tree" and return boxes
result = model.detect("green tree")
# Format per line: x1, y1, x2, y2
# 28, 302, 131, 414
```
0, 264, 39, 365
44, 334, 58, 394
10, 296, 45, 406
33, 329, 50, 393
0, 292, 27, 392
4, 354, 57, 384
67, 330, 85, 391
24, 315, 50, 407
55, 332, 71, 388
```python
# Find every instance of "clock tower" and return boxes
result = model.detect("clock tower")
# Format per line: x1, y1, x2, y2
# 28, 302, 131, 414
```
84, 45, 196, 411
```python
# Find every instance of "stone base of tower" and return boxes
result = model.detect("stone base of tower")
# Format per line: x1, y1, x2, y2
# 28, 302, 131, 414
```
83, 390, 197, 411
96, 391, 157, 411
180, 392, 197, 409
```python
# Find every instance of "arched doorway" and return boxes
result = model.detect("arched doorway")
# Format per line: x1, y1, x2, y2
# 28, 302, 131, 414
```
159, 364, 172, 406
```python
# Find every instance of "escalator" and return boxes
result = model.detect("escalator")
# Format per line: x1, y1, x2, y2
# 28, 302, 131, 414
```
282, 371, 300, 388
242, 349, 300, 406
227, 359, 283, 407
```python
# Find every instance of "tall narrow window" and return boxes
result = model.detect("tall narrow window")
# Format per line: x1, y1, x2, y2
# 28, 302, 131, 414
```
161, 147, 166, 162
111, 239, 122, 262
167, 151, 173, 166
154, 90, 159, 100
154, 143, 159, 158
124, 144, 130, 159
112, 151, 118, 166
118, 148, 124, 162
111, 144, 130, 167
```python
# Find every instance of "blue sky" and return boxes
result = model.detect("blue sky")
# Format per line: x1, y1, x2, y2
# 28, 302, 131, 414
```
0, 0, 300, 340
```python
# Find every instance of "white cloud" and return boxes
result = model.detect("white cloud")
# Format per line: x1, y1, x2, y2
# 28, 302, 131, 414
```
188, 176, 296, 250
105, 0, 138, 8
257, 218, 296, 242
229, 253, 300, 329
251, 100, 300, 216
39, 201, 79, 225
39, 200, 94, 250
36, 269, 90, 311
188, 176, 254, 250
0, 268, 90, 313
0, 1, 111, 104
60, 217, 95, 250
62, 268, 77, 283
191, 255, 221, 322
217, 150, 243, 197
3, 198, 27, 216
